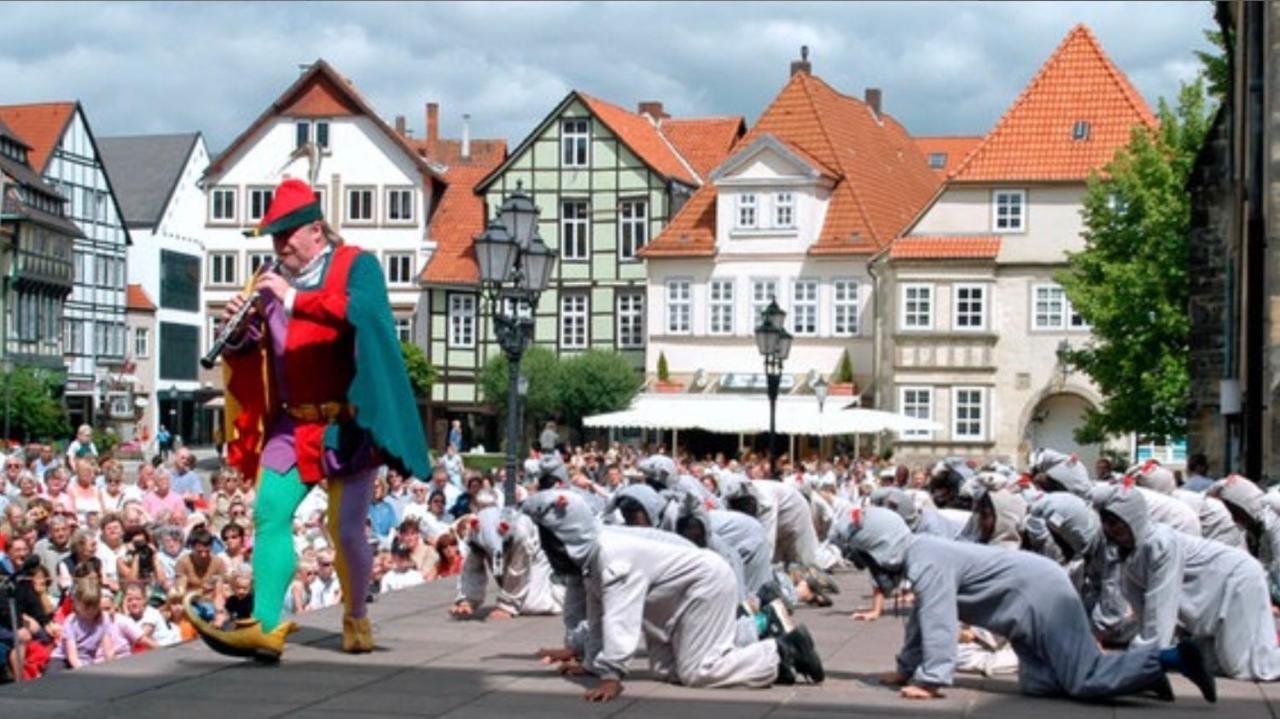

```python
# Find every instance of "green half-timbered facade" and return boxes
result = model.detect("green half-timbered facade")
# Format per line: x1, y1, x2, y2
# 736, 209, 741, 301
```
422, 92, 742, 443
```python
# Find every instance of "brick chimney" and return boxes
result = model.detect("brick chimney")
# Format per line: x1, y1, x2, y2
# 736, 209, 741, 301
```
790, 45, 811, 76
637, 101, 668, 120
394, 115, 406, 136
864, 88, 882, 119
426, 102, 439, 143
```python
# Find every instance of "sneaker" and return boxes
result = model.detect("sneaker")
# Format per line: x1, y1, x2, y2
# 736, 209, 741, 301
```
776, 625, 825, 684
760, 599, 797, 639
1176, 639, 1217, 703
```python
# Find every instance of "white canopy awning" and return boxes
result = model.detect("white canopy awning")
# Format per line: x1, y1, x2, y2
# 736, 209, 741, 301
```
584, 393, 941, 436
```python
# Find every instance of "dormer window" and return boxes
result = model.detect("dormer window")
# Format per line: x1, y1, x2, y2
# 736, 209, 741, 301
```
736, 193, 757, 229
927, 152, 947, 169
295, 120, 331, 150
1071, 120, 1090, 141
774, 192, 794, 228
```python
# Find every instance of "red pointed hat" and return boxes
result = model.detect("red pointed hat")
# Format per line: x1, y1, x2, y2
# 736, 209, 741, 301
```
243, 178, 322, 237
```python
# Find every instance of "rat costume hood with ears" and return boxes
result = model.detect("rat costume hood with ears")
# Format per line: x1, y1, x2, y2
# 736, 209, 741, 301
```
828, 507, 913, 590
981, 490, 1029, 550
521, 490, 601, 574
1031, 492, 1102, 559
465, 507, 516, 576
605, 483, 669, 528
639, 455, 678, 490
1031, 449, 1093, 497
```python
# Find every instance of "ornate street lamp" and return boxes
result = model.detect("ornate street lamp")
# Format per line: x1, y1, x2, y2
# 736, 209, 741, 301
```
813, 376, 829, 414
478, 182, 555, 505
754, 299, 791, 479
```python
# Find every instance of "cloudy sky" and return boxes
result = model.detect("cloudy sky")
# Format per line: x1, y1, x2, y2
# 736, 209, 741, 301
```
0, 1, 1215, 152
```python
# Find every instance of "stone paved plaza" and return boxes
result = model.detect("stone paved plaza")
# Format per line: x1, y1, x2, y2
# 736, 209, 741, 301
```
0, 571, 1270, 718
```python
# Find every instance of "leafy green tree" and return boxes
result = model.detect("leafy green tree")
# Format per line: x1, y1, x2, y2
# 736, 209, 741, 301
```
400, 341, 438, 400
1194, 28, 1231, 102
1, 368, 69, 442
1057, 79, 1213, 443
557, 350, 643, 431
478, 345, 561, 440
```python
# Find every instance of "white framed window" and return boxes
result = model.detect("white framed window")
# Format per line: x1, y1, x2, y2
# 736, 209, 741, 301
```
791, 279, 817, 335
345, 187, 374, 223
774, 192, 794, 228
953, 284, 988, 331
448, 294, 475, 348
386, 188, 414, 223
560, 293, 588, 349
666, 279, 691, 334
210, 187, 236, 222
296, 120, 330, 150
617, 293, 644, 348
314, 120, 330, 149
208, 252, 238, 287
134, 327, 149, 359
751, 278, 778, 328
247, 187, 274, 222
248, 252, 275, 277
952, 387, 986, 440
394, 317, 412, 343
708, 279, 734, 335
736, 193, 757, 229
561, 118, 589, 167
833, 279, 860, 336
898, 386, 933, 439
385, 252, 414, 286
927, 153, 947, 169
1031, 284, 1088, 330
560, 200, 589, 261
992, 189, 1025, 232
900, 283, 934, 330
619, 199, 648, 260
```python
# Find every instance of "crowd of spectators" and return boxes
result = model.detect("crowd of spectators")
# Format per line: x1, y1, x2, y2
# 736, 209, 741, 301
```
3, 418, 1118, 683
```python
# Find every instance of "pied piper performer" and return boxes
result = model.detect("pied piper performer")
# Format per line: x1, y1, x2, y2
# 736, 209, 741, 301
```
187, 178, 430, 660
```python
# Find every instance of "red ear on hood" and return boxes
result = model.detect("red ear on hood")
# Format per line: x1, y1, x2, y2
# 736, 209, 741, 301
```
851, 508, 862, 527
470, 517, 480, 532
1122, 474, 1136, 490
1140, 459, 1159, 474
555, 493, 569, 510
497, 521, 510, 535
1067, 454, 1079, 466
1017, 473, 1033, 488
704, 498, 716, 511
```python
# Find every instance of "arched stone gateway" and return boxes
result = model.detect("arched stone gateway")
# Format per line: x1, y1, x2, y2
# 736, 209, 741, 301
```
1020, 390, 1102, 470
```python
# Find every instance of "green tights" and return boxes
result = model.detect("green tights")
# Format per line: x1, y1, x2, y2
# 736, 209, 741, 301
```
251, 466, 309, 632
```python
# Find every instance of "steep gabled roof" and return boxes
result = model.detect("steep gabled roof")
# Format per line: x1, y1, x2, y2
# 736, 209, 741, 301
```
99, 133, 202, 228
647, 72, 940, 257
126, 284, 157, 312
657, 116, 745, 181
914, 135, 983, 175
948, 24, 1157, 183
0, 102, 76, 173
203, 60, 445, 185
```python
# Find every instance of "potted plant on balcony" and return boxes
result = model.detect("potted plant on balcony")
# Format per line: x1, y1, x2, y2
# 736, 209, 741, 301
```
830, 350, 857, 396
654, 352, 685, 393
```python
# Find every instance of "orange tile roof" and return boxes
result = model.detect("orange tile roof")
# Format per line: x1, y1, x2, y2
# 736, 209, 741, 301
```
889, 235, 1001, 260
647, 72, 940, 258
422, 153, 507, 286
914, 136, 983, 175
949, 24, 1157, 183
579, 94, 699, 186
126, 284, 157, 312
0, 102, 76, 173
657, 116, 745, 180
411, 138, 507, 168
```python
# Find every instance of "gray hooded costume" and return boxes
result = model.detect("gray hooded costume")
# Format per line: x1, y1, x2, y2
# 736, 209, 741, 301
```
978, 490, 1028, 550
639, 455, 720, 510
522, 490, 779, 688
456, 507, 564, 616
604, 484, 670, 528
1031, 449, 1093, 497
871, 487, 965, 540
1096, 484, 1280, 680
719, 475, 820, 567
827, 507, 1165, 698
1029, 493, 1137, 645
538, 453, 607, 513
1172, 489, 1244, 549
1210, 476, 1280, 605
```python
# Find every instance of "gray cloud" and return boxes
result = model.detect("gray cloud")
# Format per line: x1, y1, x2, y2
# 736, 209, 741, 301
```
0, 1, 1215, 152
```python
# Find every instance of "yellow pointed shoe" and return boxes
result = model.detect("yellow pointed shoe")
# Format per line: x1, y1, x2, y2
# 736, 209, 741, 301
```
342, 615, 374, 653
183, 593, 299, 663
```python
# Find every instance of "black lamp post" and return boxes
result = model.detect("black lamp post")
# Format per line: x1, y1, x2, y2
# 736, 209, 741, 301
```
754, 299, 792, 479
476, 182, 555, 506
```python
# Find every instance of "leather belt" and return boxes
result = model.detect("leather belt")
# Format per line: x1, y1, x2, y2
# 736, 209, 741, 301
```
283, 402, 354, 423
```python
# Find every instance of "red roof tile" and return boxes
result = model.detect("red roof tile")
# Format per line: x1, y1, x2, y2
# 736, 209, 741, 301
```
914, 136, 983, 175
657, 116, 745, 180
0, 102, 76, 173
579, 94, 699, 186
889, 236, 1001, 260
949, 24, 1157, 183
647, 72, 940, 258
422, 152, 507, 286
126, 284, 157, 312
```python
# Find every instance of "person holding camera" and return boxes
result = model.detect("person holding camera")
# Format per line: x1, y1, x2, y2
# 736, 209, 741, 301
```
117, 527, 166, 594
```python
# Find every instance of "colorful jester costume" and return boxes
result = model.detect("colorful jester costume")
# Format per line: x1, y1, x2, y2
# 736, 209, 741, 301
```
188, 179, 430, 661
